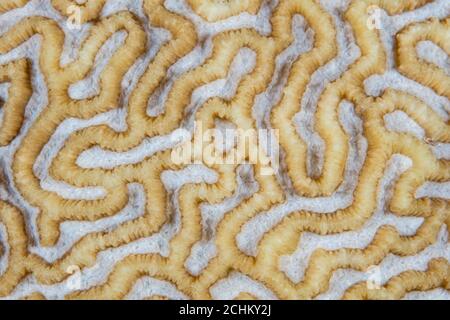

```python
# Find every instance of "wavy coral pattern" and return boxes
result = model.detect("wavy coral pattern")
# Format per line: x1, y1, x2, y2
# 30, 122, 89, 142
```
0, 0, 449, 300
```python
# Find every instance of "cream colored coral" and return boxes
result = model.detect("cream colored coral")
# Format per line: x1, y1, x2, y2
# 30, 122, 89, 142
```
0, 0, 448, 300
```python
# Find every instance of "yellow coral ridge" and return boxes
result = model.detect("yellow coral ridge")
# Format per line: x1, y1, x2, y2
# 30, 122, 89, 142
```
187, 0, 262, 22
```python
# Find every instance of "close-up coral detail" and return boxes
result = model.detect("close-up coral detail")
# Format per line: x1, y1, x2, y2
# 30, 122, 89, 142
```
0, 0, 449, 300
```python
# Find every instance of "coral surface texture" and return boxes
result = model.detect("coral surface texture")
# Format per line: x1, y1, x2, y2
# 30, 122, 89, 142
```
0, 0, 449, 300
